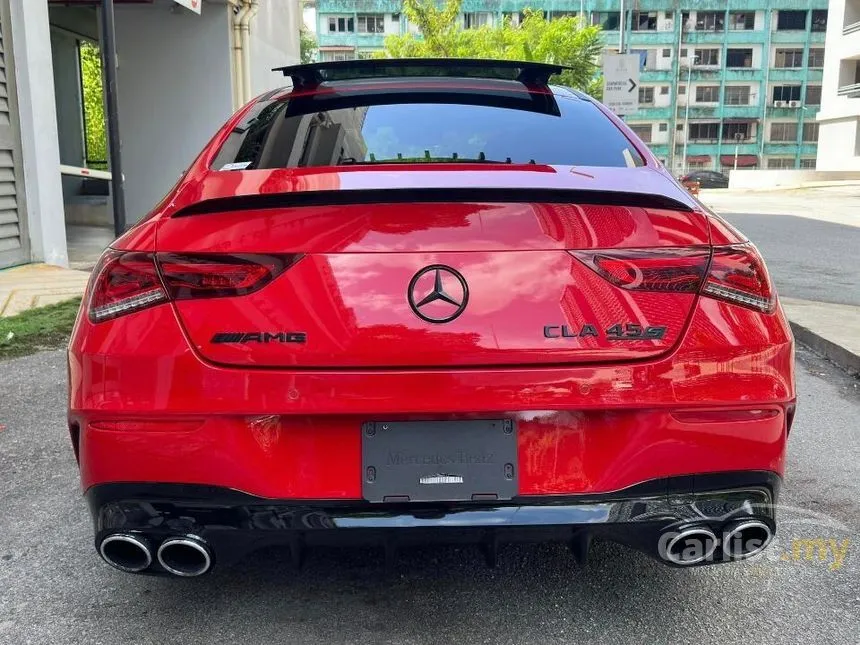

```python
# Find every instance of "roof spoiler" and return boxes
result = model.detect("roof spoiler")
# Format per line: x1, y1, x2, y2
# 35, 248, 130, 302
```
272, 58, 567, 90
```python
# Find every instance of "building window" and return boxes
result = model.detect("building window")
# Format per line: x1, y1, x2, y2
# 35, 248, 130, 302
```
689, 123, 720, 141
803, 122, 819, 142
811, 10, 828, 32
629, 124, 653, 142
658, 123, 668, 132
328, 16, 355, 33
679, 85, 686, 95
463, 12, 492, 28
695, 86, 720, 103
632, 12, 658, 31
319, 50, 355, 62
722, 122, 751, 141
591, 12, 620, 31
800, 158, 817, 169
696, 11, 725, 31
805, 85, 822, 105
724, 86, 751, 105
688, 159, 709, 169
639, 87, 655, 105
774, 49, 804, 68
767, 158, 795, 169
660, 86, 669, 95
776, 10, 807, 30
695, 49, 719, 66
772, 85, 802, 102
356, 15, 384, 33
662, 48, 671, 58
726, 49, 753, 68
729, 11, 755, 30
808, 48, 825, 68
770, 122, 798, 142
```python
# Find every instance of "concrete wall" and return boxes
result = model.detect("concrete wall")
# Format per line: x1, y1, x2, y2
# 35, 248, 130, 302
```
728, 169, 860, 188
249, 0, 301, 97
9, 0, 67, 266
114, 0, 234, 224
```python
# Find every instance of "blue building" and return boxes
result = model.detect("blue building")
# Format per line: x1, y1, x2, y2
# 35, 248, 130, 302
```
311, 1, 828, 172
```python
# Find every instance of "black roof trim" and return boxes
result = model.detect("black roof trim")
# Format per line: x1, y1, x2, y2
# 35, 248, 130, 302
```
273, 58, 567, 90
173, 187, 693, 218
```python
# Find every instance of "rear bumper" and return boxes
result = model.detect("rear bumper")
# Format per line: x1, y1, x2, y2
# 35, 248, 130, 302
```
88, 471, 780, 574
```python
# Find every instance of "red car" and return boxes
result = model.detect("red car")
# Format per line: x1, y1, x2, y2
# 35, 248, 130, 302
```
68, 59, 795, 577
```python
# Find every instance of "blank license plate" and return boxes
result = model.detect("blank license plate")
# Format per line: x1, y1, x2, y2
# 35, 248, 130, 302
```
361, 419, 518, 503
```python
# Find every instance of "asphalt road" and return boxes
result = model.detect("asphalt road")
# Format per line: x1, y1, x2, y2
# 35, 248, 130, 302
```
1, 347, 858, 645
719, 212, 860, 307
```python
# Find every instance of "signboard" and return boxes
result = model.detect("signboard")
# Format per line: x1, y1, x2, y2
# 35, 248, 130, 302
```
602, 54, 640, 115
173, 0, 202, 14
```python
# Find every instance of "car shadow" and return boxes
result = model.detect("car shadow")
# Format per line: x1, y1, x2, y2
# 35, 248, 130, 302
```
124, 540, 710, 641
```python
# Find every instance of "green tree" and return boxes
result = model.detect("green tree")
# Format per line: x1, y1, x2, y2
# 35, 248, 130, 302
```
79, 41, 107, 168
300, 26, 317, 64
379, 1, 603, 95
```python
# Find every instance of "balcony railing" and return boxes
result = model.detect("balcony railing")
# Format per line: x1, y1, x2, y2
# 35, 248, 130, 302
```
837, 83, 860, 97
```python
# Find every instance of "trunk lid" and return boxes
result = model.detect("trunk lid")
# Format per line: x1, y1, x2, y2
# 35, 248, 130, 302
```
157, 166, 709, 369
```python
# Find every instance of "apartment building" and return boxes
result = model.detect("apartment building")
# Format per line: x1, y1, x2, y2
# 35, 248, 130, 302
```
313, 1, 827, 172
816, 0, 860, 169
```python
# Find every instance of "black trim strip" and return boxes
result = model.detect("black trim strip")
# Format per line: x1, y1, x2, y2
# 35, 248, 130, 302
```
173, 187, 694, 218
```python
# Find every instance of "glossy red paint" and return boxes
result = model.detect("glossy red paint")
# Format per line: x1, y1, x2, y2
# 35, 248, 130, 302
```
68, 79, 795, 507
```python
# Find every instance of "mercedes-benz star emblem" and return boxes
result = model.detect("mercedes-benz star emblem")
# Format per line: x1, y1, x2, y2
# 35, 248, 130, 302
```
407, 265, 469, 324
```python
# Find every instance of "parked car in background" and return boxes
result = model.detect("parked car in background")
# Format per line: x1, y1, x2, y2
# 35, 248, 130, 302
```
679, 170, 730, 189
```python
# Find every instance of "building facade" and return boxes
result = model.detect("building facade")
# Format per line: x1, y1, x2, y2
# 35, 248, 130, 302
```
313, 0, 828, 173
816, 0, 860, 170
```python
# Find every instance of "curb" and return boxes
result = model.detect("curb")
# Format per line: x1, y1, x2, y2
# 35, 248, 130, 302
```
790, 321, 860, 377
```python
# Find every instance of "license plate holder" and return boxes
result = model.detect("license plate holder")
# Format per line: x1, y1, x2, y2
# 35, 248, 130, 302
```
361, 419, 517, 503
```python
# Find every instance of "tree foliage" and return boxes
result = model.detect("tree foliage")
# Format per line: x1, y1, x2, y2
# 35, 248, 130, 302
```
79, 42, 107, 167
379, 0, 603, 95
300, 26, 317, 64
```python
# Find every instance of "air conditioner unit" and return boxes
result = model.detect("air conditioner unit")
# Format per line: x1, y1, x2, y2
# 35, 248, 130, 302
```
788, 100, 802, 108
773, 100, 788, 108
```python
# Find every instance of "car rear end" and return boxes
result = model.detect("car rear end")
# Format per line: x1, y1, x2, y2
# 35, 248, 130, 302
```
68, 60, 794, 576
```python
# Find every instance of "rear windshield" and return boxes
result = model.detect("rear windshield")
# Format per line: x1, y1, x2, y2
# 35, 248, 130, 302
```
211, 87, 644, 170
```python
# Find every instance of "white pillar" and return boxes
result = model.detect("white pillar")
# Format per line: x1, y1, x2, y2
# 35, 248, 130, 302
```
8, 0, 68, 267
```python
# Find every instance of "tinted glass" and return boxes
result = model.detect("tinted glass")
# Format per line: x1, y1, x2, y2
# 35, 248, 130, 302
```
212, 91, 645, 170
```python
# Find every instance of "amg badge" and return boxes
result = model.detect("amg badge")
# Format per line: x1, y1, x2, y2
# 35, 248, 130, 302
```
210, 332, 307, 344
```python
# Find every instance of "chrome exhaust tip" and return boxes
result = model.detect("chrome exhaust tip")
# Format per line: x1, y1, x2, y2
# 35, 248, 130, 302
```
157, 537, 212, 577
723, 519, 773, 561
661, 526, 719, 566
99, 534, 152, 573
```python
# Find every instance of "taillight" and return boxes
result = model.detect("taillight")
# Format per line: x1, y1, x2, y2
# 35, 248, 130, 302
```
571, 243, 776, 313
702, 244, 775, 313
156, 253, 297, 300
570, 249, 709, 293
88, 251, 168, 323
87, 250, 300, 323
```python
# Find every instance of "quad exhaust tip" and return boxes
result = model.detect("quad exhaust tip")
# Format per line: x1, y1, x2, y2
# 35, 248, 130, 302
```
723, 519, 773, 561
662, 526, 719, 566
99, 534, 152, 573
157, 537, 212, 577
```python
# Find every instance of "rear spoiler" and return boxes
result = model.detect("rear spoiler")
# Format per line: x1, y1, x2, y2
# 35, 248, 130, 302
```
273, 58, 568, 90
174, 187, 695, 218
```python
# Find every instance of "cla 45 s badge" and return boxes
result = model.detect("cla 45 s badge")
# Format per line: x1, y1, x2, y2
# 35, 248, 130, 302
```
543, 324, 667, 340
